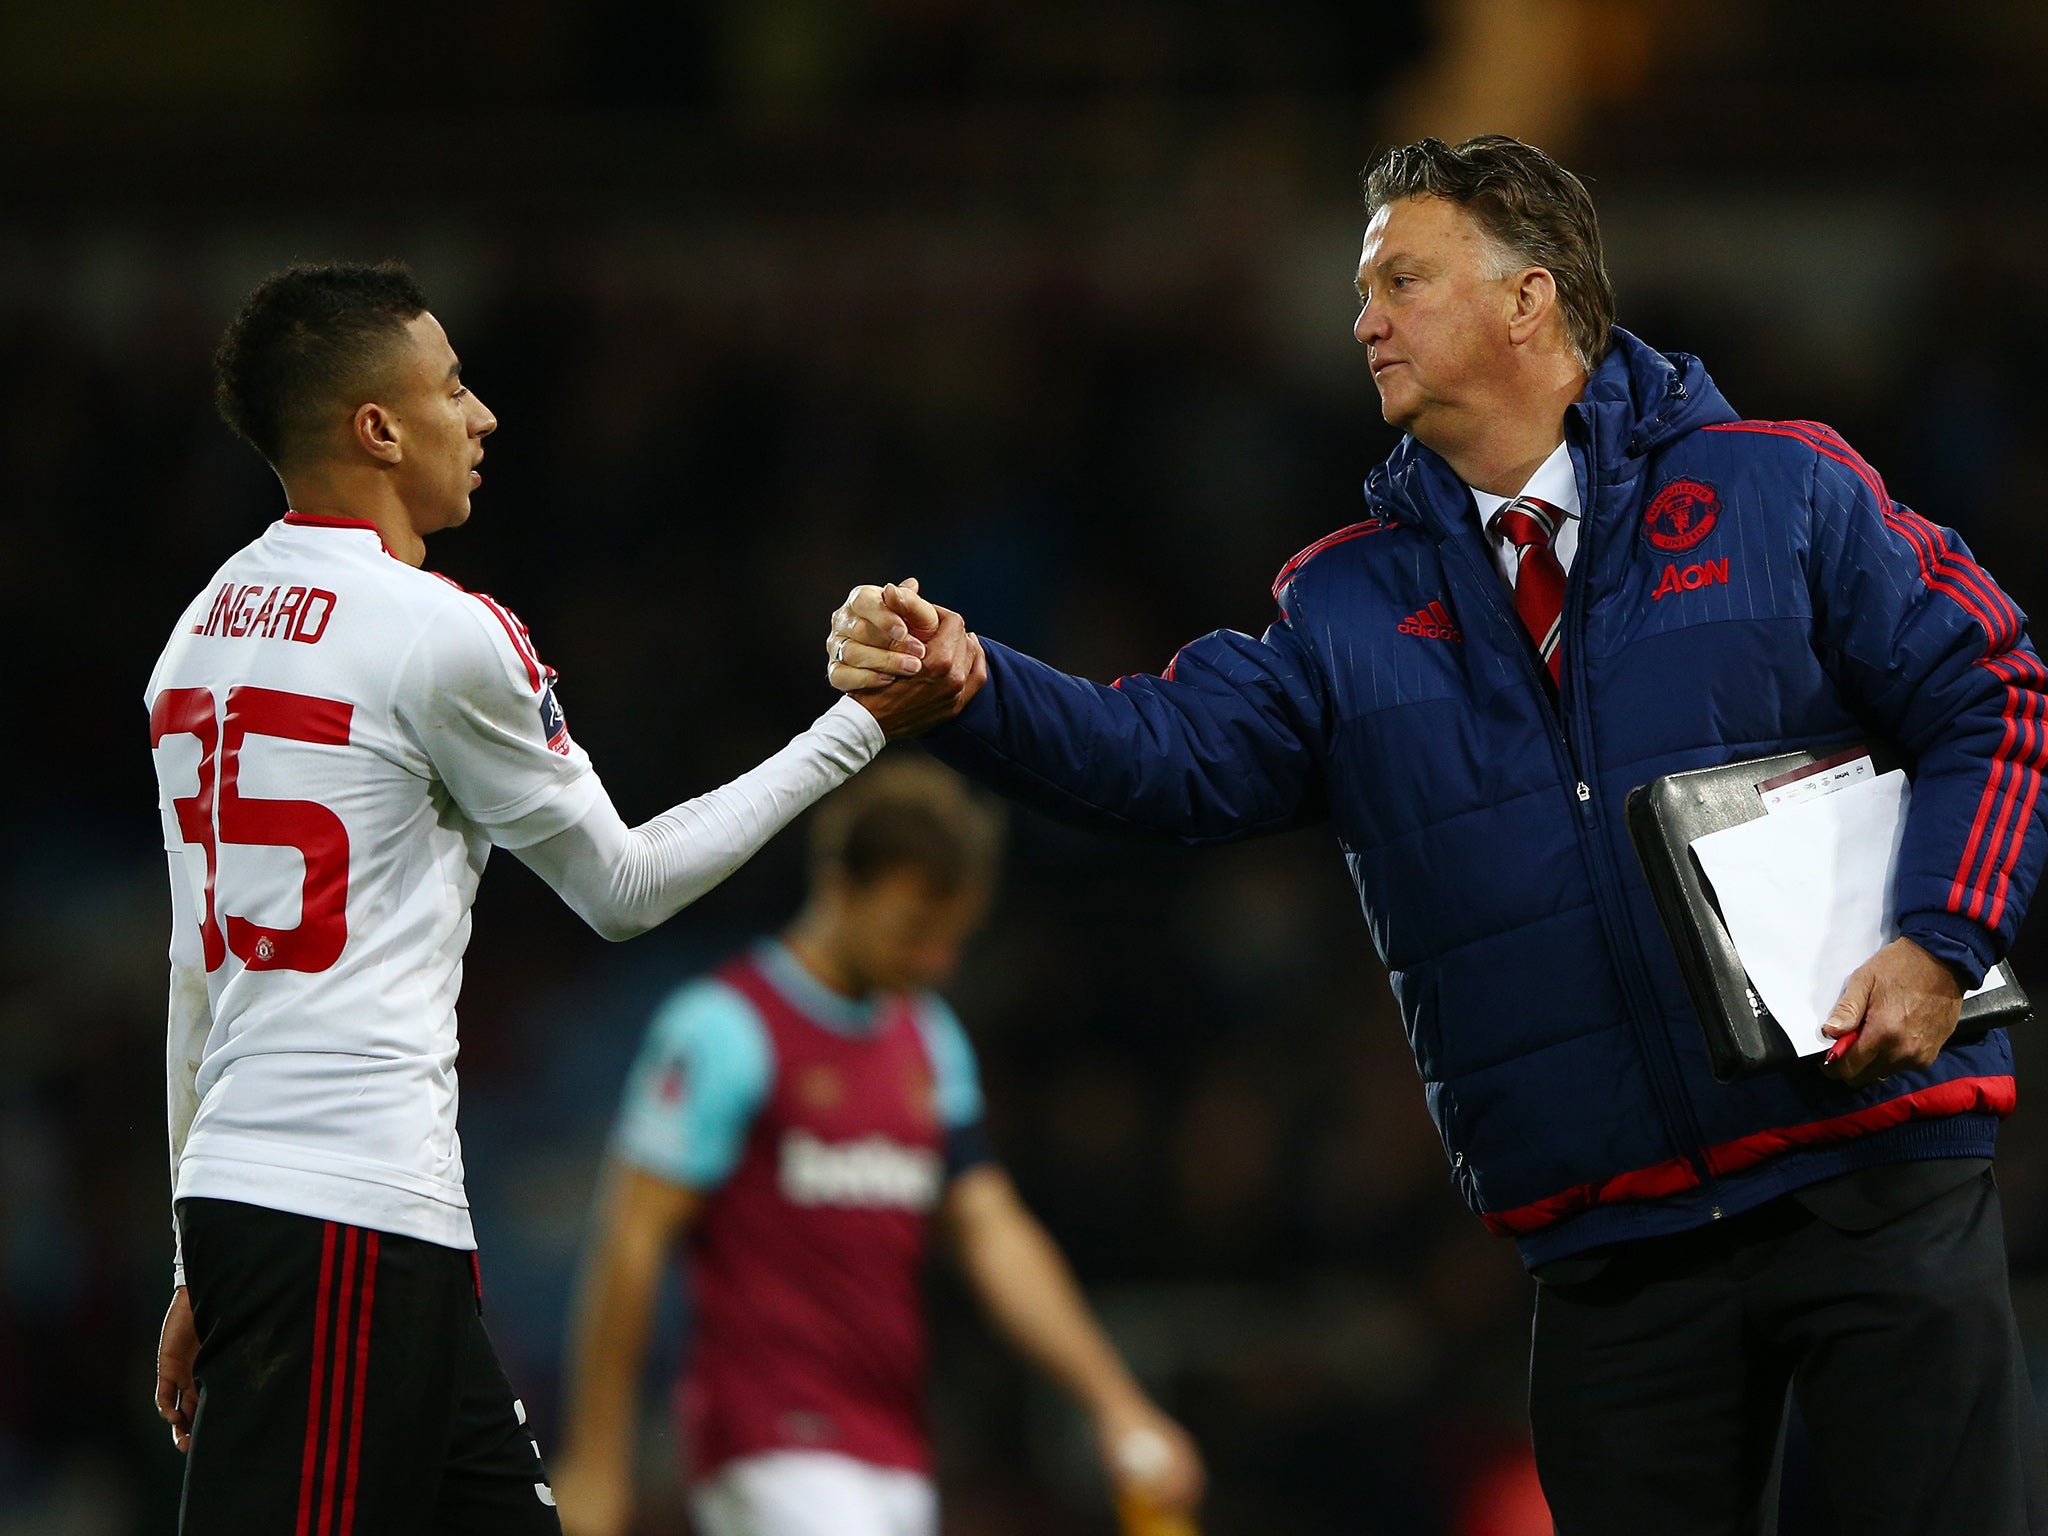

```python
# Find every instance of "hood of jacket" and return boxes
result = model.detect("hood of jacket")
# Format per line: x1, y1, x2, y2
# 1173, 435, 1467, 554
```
1360, 327, 1740, 534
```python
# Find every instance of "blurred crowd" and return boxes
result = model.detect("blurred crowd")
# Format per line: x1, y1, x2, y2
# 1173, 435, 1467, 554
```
5, 1, 2048, 1532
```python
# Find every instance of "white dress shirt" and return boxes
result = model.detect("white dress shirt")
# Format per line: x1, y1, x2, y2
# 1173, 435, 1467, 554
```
1468, 440, 1581, 588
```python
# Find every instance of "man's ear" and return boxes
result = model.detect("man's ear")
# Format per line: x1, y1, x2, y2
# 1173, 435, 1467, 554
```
1506, 266, 1559, 347
352, 400, 403, 465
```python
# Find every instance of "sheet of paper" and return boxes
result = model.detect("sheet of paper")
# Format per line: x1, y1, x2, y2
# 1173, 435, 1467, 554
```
1689, 769, 1910, 1054
1757, 752, 1876, 813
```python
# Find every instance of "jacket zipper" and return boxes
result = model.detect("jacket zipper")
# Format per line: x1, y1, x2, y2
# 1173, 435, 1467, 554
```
1439, 460, 1717, 1199
1557, 449, 1717, 1197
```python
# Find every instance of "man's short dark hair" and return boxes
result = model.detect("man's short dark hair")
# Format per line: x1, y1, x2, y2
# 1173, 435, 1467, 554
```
1362, 135, 1615, 371
213, 260, 429, 468
809, 757, 1004, 897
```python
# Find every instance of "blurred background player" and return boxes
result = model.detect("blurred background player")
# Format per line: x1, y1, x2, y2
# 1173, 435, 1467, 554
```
148, 263, 974, 1536
551, 758, 1204, 1536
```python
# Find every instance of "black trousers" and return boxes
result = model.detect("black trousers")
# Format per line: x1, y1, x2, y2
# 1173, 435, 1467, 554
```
1530, 1168, 2041, 1535
177, 1197, 562, 1536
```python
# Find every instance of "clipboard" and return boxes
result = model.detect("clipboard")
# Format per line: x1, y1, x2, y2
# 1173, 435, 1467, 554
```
1625, 743, 2031, 1081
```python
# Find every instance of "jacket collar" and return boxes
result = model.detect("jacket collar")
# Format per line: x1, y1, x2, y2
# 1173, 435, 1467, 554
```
1362, 329, 1737, 538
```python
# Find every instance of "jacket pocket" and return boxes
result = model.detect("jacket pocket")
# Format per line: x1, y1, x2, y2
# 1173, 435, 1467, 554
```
1425, 1080, 1484, 1215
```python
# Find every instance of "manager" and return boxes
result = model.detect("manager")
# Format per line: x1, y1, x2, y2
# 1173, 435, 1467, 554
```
826, 136, 2048, 1532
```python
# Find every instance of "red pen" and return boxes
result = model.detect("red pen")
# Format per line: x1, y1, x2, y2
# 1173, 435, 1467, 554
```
1824, 1028, 1860, 1066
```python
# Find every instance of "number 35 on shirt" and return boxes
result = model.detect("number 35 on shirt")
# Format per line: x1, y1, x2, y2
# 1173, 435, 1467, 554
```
151, 685, 353, 974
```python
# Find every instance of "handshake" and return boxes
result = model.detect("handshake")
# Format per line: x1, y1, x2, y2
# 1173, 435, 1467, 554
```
824, 579, 988, 739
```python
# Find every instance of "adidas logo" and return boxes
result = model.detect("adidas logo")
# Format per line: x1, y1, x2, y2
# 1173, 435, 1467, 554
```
1396, 601, 1463, 642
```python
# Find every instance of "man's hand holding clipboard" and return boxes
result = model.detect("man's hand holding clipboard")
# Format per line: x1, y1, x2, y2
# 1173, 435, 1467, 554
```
1625, 743, 2030, 1082
1819, 935, 1966, 1089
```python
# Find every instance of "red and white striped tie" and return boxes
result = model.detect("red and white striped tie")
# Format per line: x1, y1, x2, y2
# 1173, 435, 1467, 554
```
1488, 496, 1567, 688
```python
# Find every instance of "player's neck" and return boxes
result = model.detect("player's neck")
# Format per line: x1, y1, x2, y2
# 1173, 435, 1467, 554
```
280, 466, 429, 567
780, 919, 871, 1001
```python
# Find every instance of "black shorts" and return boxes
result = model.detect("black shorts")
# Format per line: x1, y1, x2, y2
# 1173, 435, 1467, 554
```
177, 1197, 561, 1536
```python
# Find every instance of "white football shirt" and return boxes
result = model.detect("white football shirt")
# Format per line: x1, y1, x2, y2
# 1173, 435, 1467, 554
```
148, 512, 883, 1257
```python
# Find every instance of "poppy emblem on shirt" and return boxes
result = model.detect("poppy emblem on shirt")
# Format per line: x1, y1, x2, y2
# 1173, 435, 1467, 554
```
799, 1065, 844, 1111
1642, 478, 1720, 553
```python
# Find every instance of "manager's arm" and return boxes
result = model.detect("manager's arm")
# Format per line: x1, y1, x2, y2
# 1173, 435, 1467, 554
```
1804, 432, 2048, 1082
828, 581, 1330, 844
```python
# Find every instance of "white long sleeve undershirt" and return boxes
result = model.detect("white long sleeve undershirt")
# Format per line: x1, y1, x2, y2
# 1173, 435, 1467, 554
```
166, 960, 209, 1289
510, 696, 885, 938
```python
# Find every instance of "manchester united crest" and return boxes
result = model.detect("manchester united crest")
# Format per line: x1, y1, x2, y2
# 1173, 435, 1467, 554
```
1642, 478, 1720, 553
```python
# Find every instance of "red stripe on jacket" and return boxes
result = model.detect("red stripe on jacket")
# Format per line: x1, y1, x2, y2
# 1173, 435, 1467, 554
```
1270, 518, 1396, 599
1955, 650, 2048, 928
1781, 420, 2018, 640
1993, 659, 2048, 928
1963, 655, 2046, 926
1702, 422, 2017, 640
1702, 419, 2045, 930
1480, 1074, 2015, 1237
1953, 657, 2028, 920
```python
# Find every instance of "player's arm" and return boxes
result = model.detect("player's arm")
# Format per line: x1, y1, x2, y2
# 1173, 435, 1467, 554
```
509, 699, 879, 941
522, 600, 982, 937
942, 1166, 1205, 1515
554, 1162, 700, 1536
828, 580, 1328, 844
156, 949, 207, 1453
553, 982, 770, 1536
918, 1002, 1203, 1514
400, 597, 975, 944
155, 843, 212, 1452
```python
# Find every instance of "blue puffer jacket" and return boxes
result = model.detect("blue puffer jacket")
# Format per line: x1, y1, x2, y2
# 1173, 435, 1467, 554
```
931, 329, 2048, 1266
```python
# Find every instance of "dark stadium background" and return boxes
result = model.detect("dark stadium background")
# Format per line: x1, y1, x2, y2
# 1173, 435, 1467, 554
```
4, 2, 2046, 1531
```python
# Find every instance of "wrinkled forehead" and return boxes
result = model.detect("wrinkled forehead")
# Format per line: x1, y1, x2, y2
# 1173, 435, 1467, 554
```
1357, 195, 1490, 275
1359, 202, 1395, 261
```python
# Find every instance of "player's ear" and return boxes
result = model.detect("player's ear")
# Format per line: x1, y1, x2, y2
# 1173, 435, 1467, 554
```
353, 401, 403, 465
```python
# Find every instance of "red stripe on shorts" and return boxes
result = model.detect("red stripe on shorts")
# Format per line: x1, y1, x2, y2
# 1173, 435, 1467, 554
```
338, 1231, 379, 1535
317, 1228, 360, 1536
295, 1222, 339, 1536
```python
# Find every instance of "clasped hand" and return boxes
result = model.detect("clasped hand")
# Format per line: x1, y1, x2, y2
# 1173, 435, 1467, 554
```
827, 578, 986, 739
